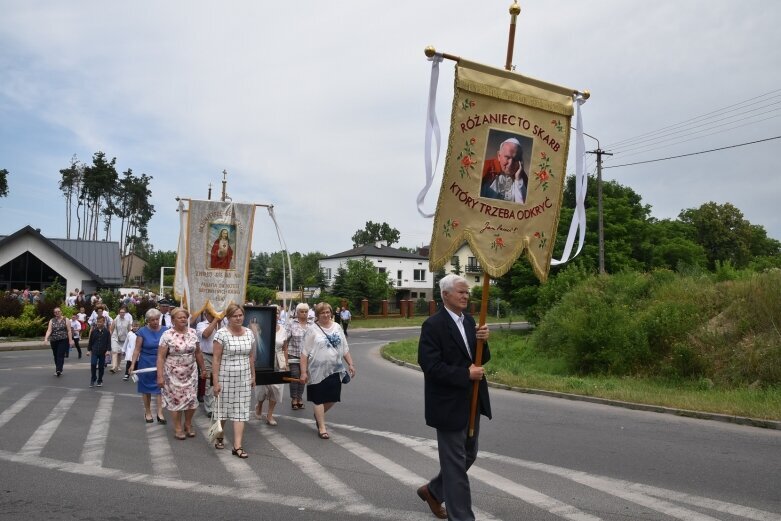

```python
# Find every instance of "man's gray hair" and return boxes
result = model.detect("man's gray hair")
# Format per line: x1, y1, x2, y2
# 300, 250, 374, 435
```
439, 273, 469, 297
145, 308, 162, 321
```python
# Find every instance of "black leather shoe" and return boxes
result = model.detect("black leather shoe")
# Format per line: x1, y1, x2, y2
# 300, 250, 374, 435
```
417, 484, 447, 519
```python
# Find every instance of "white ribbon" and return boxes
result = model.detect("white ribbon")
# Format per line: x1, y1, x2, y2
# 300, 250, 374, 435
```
174, 199, 191, 307
267, 206, 294, 310
551, 95, 588, 266
417, 53, 444, 218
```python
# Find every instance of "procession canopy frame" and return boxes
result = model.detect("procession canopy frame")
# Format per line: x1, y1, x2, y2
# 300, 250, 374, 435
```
175, 197, 275, 210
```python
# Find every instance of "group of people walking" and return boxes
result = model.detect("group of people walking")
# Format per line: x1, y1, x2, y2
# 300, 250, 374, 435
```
43, 276, 490, 521
49, 300, 356, 460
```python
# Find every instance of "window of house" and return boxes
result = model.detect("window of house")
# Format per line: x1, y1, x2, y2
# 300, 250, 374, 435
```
411, 292, 417, 298
414, 269, 426, 281
378, 267, 386, 273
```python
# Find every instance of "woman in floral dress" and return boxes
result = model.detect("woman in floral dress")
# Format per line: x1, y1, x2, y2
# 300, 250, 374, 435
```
213, 303, 256, 458
157, 307, 206, 440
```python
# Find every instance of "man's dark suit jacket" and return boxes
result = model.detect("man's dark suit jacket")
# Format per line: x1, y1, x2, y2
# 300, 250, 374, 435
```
418, 307, 492, 431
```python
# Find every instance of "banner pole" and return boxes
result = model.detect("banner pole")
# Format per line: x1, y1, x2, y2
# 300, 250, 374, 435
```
504, 1, 521, 71
467, 274, 491, 437
467, 1, 521, 439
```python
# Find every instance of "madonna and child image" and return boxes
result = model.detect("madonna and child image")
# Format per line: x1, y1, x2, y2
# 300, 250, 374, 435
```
208, 224, 235, 270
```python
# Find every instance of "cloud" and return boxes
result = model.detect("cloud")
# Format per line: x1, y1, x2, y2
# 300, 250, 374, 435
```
1, 0, 779, 261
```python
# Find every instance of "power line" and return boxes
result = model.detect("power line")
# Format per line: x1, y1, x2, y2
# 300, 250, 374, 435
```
603, 113, 781, 163
609, 104, 781, 155
605, 88, 781, 149
603, 135, 781, 169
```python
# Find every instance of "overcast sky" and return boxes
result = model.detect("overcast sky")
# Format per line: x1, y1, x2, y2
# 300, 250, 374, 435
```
1, 0, 779, 258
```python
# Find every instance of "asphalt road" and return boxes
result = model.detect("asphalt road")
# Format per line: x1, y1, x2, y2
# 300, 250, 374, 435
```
0, 328, 779, 520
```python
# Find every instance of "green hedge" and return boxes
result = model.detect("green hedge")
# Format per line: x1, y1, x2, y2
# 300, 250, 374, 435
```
531, 269, 781, 386
0, 315, 47, 337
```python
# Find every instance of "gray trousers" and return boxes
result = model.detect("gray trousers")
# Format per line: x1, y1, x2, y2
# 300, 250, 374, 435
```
202, 354, 214, 413
288, 361, 304, 401
428, 417, 480, 521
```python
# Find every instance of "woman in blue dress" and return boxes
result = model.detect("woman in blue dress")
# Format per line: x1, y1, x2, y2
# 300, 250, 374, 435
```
130, 308, 169, 423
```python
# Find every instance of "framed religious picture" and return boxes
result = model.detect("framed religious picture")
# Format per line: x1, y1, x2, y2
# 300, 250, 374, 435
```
243, 305, 290, 385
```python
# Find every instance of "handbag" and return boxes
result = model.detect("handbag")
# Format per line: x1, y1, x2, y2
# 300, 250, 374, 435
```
207, 395, 223, 442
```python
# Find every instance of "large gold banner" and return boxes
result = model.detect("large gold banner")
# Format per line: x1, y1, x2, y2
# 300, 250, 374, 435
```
429, 60, 575, 282
175, 200, 255, 317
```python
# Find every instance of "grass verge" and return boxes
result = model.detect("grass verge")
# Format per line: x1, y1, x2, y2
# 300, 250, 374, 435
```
382, 330, 781, 421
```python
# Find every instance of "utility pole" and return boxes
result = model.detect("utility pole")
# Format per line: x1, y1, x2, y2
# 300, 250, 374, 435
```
587, 146, 612, 274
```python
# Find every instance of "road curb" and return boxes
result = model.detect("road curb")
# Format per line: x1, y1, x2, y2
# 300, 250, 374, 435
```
0, 341, 48, 351
380, 350, 781, 431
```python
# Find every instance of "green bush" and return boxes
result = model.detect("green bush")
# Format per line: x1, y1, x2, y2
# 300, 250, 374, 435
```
0, 315, 47, 337
531, 269, 781, 386
531, 263, 591, 324
43, 277, 65, 304
0, 296, 23, 318
35, 301, 59, 320
638, 299, 701, 360
533, 280, 650, 375
99, 289, 120, 313
246, 285, 276, 305
664, 342, 707, 379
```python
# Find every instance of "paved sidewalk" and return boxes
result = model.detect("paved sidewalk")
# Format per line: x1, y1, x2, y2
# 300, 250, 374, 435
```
0, 339, 49, 351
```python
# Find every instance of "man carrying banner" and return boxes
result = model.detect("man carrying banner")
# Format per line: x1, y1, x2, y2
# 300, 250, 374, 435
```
417, 274, 491, 521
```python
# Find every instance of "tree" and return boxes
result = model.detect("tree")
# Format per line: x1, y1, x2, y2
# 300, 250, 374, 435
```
250, 250, 327, 291
248, 252, 272, 287
644, 219, 707, 270
80, 151, 118, 240
0, 168, 9, 198
116, 169, 154, 257
59, 156, 82, 238
554, 175, 652, 274
296, 252, 326, 289
678, 202, 780, 269
329, 259, 394, 310
351, 221, 401, 247
143, 250, 177, 284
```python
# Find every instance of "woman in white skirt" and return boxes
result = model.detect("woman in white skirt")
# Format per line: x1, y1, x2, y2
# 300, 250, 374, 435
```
109, 306, 133, 373
255, 305, 288, 425
213, 303, 256, 458
122, 321, 140, 381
